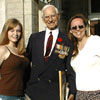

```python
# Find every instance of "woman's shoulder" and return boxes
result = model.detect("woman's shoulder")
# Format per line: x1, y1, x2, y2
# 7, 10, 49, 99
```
0, 45, 8, 53
89, 35, 100, 49
0, 45, 10, 62
90, 35, 100, 41
91, 34, 100, 38
0, 45, 11, 56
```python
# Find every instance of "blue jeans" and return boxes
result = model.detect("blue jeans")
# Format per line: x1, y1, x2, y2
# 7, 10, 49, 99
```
0, 95, 25, 100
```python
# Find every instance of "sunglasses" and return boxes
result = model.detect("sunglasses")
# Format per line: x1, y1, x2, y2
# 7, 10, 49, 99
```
71, 25, 84, 30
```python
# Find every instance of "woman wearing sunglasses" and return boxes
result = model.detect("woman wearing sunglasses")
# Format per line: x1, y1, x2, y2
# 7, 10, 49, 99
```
67, 13, 100, 100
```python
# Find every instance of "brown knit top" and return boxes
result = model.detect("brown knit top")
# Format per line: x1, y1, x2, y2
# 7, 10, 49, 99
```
0, 47, 30, 96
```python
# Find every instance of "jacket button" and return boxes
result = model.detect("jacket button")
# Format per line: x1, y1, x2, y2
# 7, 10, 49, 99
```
48, 80, 51, 83
37, 78, 40, 81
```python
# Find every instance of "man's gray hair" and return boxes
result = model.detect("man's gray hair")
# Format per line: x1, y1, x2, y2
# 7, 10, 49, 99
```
42, 4, 59, 17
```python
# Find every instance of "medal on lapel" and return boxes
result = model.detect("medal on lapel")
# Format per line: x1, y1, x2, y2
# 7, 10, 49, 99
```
55, 38, 70, 59
55, 44, 70, 59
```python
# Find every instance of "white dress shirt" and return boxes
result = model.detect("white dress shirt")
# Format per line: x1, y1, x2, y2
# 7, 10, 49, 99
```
71, 35, 100, 91
44, 27, 59, 56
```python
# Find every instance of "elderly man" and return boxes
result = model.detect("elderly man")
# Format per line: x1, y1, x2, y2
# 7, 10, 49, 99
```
25, 4, 76, 100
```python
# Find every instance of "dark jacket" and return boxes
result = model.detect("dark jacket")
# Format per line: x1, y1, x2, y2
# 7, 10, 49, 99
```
26, 30, 76, 100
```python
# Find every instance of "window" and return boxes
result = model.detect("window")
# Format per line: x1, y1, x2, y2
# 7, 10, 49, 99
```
89, 0, 100, 15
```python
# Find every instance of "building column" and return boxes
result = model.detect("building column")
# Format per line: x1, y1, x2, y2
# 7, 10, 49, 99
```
0, 0, 6, 33
24, 0, 39, 45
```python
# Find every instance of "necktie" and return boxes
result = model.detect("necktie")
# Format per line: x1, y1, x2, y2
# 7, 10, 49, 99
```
44, 32, 53, 61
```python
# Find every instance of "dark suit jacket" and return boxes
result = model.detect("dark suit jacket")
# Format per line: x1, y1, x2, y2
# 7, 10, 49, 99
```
26, 30, 76, 100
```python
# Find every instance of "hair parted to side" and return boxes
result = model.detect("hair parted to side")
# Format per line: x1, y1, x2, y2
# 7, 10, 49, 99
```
67, 13, 90, 57
41, 4, 59, 17
0, 18, 25, 55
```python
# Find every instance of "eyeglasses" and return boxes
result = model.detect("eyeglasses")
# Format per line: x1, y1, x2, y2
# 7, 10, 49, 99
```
43, 14, 57, 21
71, 25, 84, 30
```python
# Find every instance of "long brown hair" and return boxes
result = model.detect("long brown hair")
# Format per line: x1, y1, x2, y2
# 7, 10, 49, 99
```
67, 13, 89, 57
0, 18, 25, 54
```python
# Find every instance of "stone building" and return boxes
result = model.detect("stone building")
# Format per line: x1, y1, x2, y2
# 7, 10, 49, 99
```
0, 0, 100, 45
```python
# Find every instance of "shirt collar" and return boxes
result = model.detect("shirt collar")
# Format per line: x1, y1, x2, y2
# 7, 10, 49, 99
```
46, 27, 59, 35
